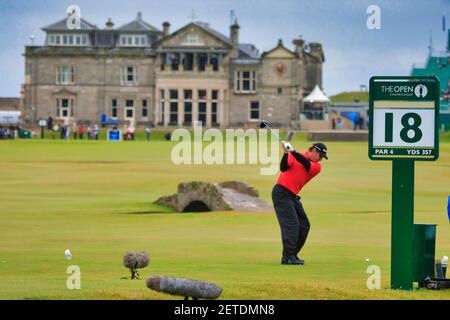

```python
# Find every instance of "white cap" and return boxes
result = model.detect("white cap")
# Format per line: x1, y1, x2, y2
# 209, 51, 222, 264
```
442, 255, 448, 266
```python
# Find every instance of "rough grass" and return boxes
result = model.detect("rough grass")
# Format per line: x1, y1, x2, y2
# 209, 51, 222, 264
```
329, 91, 369, 103
0, 133, 449, 300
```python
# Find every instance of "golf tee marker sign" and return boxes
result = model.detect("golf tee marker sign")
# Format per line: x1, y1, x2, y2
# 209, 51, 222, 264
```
369, 76, 439, 291
369, 76, 439, 160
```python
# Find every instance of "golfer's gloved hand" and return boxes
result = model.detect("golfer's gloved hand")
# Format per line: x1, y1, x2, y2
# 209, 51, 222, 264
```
282, 142, 294, 153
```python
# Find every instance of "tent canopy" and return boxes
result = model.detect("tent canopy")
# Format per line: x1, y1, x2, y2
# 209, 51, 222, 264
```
303, 85, 330, 103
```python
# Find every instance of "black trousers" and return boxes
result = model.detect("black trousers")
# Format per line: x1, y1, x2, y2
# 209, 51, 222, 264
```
271, 184, 310, 258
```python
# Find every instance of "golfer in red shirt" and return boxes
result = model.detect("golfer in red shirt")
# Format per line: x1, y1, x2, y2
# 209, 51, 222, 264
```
272, 141, 328, 265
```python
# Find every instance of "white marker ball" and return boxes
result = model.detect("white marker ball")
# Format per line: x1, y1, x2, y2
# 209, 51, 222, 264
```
64, 249, 72, 260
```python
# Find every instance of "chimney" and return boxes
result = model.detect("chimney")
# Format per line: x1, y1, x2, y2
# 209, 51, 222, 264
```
137, 12, 143, 21
292, 36, 304, 58
230, 18, 240, 59
105, 18, 114, 29
162, 22, 170, 37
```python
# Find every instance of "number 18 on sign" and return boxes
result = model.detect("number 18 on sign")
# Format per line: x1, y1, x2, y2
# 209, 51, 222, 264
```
369, 76, 439, 290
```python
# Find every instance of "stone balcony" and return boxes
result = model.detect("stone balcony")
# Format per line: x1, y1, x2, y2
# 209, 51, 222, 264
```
157, 64, 227, 76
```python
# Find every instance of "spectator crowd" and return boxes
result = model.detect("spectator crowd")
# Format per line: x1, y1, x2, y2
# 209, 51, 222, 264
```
0, 126, 16, 139
54, 123, 100, 140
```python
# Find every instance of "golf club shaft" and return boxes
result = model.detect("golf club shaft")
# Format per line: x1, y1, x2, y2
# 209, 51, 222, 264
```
265, 123, 294, 152
261, 121, 293, 151
264, 124, 282, 142
270, 129, 282, 142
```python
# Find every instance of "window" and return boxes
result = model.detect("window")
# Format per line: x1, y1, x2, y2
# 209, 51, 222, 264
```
125, 100, 134, 120
211, 54, 219, 71
184, 90, 192, 125
127, 67, 134, 82
198, 90, 207, 100
56, 66, 74, 85
242, 71, 250, 91
121, 66, 139, 85
198, 90, 207, 126
142, 100, 148, 118
198, 54, 207, 72
56, 98, 73, 118
62, 99, 69, 117
119, 35, 147, 47
160, 90, 165, 124
182, 33, 205, 46
111, 99, 118, 119
184, 53, 194, 71
277, 87, 282, 95
170, 53, 180, 71
250, 101, 260, 120
48, 33, 88, 46
212, 90, 219, 125
187, 34, 198, 44
170, 90, 178, 100
235, 70, 256, 93
169, 90, 178, 124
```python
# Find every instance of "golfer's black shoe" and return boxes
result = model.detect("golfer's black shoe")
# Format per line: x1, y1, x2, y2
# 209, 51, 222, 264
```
281, 256, 304, 265
295, 256, 305, 264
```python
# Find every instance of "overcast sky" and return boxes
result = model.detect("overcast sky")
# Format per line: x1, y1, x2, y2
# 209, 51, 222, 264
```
0, 0, 449, 97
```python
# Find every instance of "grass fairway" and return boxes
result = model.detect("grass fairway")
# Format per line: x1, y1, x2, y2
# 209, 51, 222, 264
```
0, 134, 449, 300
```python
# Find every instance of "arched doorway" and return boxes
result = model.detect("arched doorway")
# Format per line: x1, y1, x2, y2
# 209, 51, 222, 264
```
182, 201, 211, 212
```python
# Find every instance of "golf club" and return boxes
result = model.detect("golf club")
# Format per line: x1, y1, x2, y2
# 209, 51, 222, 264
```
260, 120, 293, 151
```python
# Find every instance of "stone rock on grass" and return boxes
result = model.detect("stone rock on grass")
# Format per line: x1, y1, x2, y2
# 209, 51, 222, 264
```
221, 188, 272, 212
154, 181, 271, 212
218, 181, 259, 197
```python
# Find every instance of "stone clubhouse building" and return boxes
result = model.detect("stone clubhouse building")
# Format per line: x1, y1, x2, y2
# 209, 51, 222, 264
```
22, 12, 324, 128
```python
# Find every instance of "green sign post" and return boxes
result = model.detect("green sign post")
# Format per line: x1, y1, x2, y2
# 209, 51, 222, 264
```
369, 76, 440, 290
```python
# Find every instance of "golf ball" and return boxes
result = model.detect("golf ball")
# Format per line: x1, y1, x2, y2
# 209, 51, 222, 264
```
64, 249, 72, 260
365, 258, 370, 263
